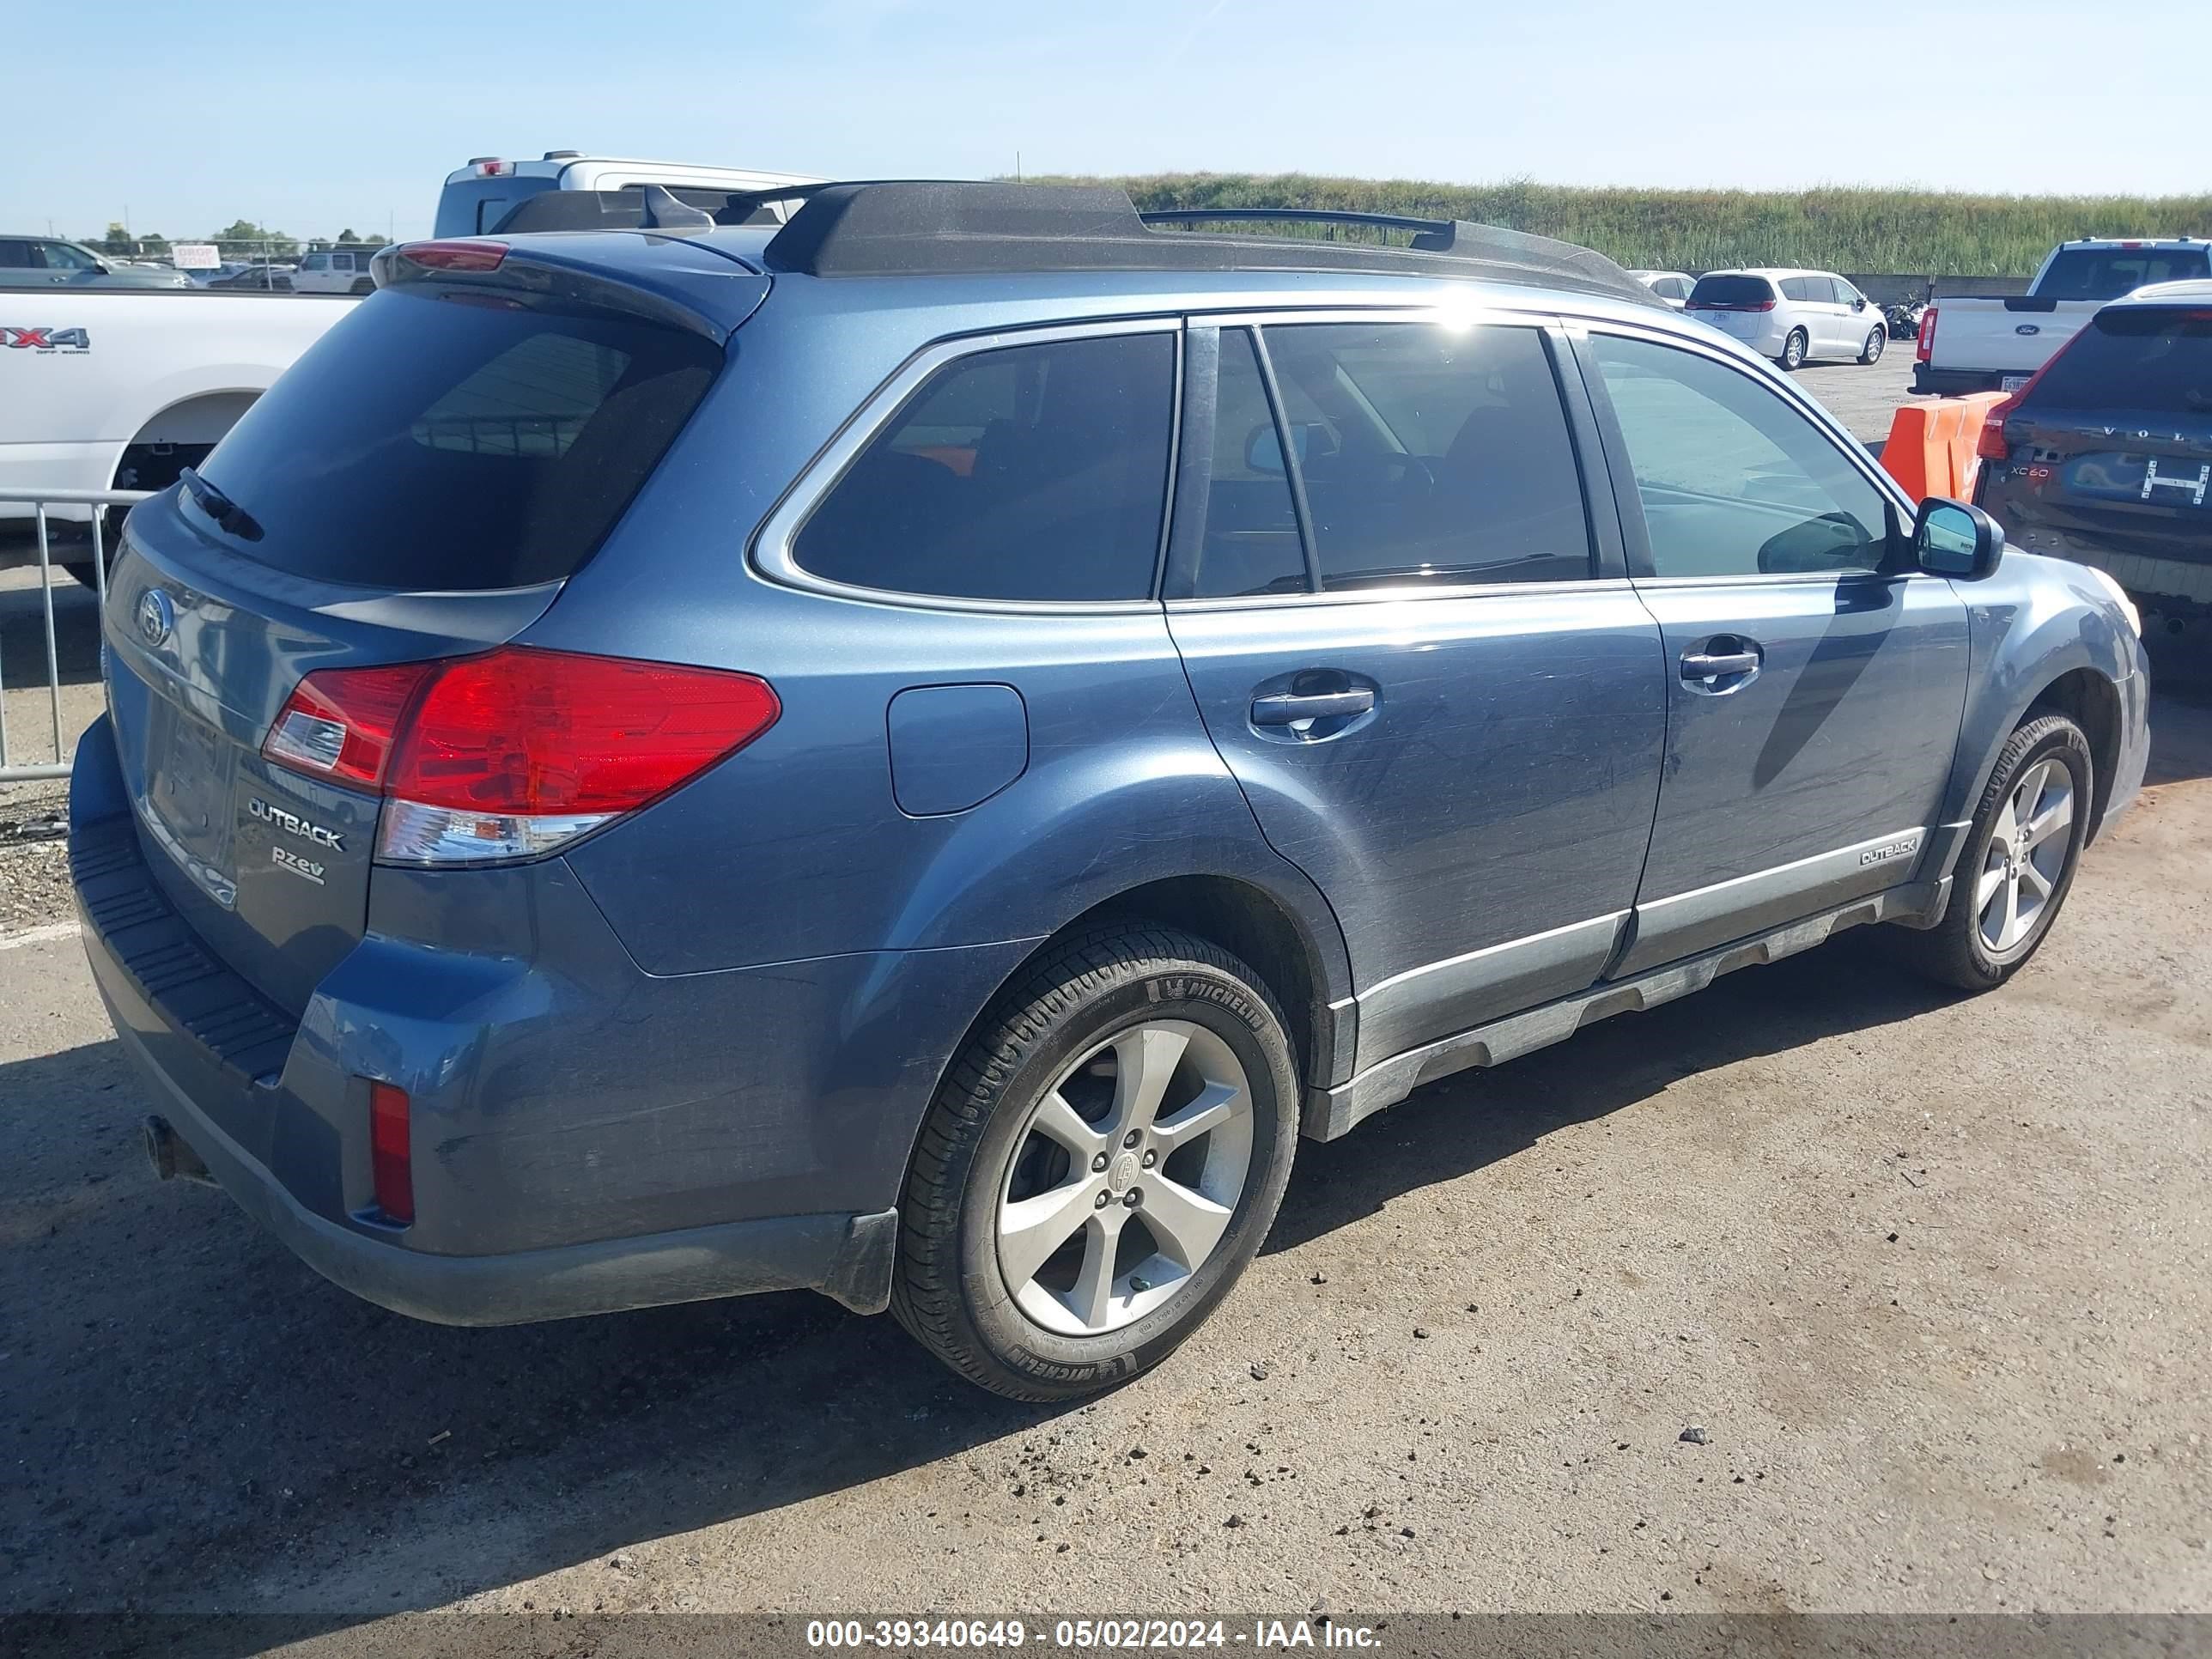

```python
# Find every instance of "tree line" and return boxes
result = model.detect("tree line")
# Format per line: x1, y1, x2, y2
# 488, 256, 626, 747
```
82, 220, 390, 259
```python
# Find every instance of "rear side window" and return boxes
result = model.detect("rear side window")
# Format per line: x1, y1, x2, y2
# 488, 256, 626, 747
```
793, 332, 1174, 602
1779, 276, 1815, 302
194, 288, 721, 589
2037, 247, 2211, 301
1259, 322, 1592, 590
1691, 275, 1774, 307
1190, 330, 1307, 599
2026, 307, 2212, 416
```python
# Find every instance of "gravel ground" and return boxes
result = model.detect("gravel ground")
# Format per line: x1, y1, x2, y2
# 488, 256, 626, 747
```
2, 692, 2207, 1639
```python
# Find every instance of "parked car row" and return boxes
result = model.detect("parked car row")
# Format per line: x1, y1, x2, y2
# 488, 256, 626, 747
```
74, 180, 2148, 1401
0, 235, 191, 289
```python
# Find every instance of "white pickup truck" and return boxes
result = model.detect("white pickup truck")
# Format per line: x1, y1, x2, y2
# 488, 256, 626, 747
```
0, 288, 358, 577
1913, 237, 2212, 396
5, 151, 817, 584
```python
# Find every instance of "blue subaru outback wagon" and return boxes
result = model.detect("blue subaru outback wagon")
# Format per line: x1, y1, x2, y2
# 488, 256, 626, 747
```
73, 184, 2150, 1399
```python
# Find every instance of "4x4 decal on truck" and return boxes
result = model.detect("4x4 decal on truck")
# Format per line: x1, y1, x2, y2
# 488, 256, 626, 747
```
3, 326, 90, 352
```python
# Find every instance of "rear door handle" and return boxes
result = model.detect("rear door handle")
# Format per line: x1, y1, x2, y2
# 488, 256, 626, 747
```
1680, 651, 1760, 679
1252, 689, 1374, 726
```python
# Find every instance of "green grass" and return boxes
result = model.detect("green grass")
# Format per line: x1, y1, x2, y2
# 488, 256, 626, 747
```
1031, 172, 2212, 276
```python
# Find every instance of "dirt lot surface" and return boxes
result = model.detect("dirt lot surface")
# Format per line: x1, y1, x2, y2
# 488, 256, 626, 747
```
3, 357, 2206, 1649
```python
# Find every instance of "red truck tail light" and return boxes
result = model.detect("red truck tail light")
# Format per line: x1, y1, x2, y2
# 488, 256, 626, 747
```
263, 647, 780, 865
368, 1082, 414, 1224
1916, 307, 1939, 363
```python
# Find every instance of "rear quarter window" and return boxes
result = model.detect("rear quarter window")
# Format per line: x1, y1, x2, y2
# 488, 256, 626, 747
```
791, 331, 1175, 602
192, 287, 721, 590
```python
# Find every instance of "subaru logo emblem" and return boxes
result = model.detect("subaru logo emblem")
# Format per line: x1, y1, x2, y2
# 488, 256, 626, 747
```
2015, 324, 2041, 336
135, 587, 174, 647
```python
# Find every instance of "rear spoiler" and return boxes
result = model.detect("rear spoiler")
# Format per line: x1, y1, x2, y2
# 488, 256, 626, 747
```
368, 237, 763, 343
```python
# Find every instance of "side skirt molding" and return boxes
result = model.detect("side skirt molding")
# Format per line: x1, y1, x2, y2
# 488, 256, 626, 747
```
1302, 878, 1948, 1140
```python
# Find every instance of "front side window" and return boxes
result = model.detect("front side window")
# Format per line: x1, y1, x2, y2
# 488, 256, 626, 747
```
1255, 321, 1592, 591
301, 254, 329, 271
40, 241, 100, 272
793, 332, 1174, 602
1589, 332, 1893, 579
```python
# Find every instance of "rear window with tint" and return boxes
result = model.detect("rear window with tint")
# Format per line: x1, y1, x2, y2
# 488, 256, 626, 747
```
2037, 247, 2211, 301
2026, 307, 2212, 416
1690, 275, 1775, 307
793, 332, 1175, 602
193, 288, 720, 589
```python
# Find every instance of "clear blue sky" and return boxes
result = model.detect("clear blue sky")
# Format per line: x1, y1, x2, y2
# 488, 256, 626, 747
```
14, 0, 2205, 243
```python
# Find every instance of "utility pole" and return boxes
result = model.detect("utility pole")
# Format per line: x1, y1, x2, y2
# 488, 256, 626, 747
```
1016, 151, 1023, 183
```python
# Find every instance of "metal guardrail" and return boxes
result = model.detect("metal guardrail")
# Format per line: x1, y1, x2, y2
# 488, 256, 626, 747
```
0, 488, 152, 782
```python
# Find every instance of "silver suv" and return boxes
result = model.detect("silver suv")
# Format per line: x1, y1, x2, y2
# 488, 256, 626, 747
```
1687, 267, 1886, 369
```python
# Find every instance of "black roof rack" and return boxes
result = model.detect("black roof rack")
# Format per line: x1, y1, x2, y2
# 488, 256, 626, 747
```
757, 183, 1662, 307
1138, 207, 1462, 252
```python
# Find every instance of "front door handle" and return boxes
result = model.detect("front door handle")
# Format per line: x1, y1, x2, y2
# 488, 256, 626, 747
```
1252, 688, 1375, 726
1680, 635, 1764, 694
1680, 651, 1760, 679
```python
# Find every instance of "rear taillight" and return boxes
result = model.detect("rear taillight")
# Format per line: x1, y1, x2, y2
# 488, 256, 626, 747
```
264, 661, 434, 787
397, 240, 507, 272
263, 647, 780, 865
1915, 307, 1939, 363
368, 1081, 413, 1224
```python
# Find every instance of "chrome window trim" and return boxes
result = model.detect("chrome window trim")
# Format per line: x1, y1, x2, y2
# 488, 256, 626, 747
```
750, 315, 1184, 617
1561, 313, 1922, 525
1165, 576, 1637, 613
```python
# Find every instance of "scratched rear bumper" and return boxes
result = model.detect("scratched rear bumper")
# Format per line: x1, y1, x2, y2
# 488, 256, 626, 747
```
70, 713, 1025, 1322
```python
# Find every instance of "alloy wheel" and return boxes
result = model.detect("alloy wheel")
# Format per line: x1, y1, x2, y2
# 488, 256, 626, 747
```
1975, 757, 2075, 953
996, 1019, 1255, 1338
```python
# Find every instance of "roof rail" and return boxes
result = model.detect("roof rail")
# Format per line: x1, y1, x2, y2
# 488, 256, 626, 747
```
757, 183, 1662, 306
1139, 207, 1460, 252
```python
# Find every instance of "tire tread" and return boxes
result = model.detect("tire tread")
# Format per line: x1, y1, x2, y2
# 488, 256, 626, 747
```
890, 921, 1289, 1401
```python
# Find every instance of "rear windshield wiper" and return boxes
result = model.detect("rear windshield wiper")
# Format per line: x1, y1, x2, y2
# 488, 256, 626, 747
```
179, 466, 264, 543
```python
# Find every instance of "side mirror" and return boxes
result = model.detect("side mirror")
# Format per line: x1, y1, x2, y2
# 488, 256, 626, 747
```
1915, 496, 2003, 580
1850, 295, 1866, 311
1244, 422, 1320, 474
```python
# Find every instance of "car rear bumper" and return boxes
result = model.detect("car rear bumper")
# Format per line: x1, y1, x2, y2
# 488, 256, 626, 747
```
70, 712, 1024, 1325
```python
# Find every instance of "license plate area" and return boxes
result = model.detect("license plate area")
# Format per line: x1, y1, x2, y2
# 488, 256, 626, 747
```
140, 690, 241, 911
2001, 374, 2031, 393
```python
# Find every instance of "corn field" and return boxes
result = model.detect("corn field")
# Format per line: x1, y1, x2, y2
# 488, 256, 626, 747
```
1038, 172, 2212, 276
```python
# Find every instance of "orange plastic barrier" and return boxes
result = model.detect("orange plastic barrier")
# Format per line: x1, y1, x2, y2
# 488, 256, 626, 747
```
1880, 392, 2008, 503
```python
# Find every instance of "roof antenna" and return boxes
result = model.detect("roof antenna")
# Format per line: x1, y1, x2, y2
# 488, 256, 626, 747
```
636, 185, 714, 234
